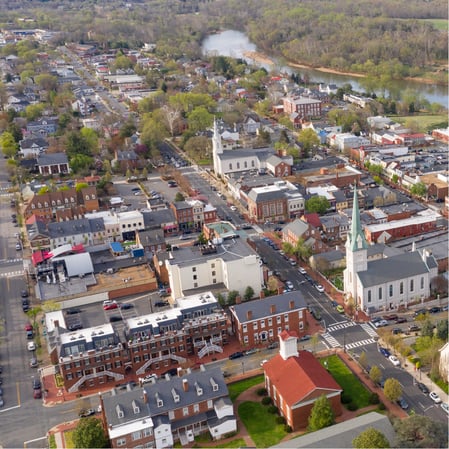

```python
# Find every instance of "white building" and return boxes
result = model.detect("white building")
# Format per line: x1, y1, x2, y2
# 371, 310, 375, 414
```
163, 238, 263, 299
343, 188, 438, 314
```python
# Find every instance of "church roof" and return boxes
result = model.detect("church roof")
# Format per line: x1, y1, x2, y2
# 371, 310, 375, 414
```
348, 187, 368, 251
357, 251, 433, 288
218, 148, 273, 161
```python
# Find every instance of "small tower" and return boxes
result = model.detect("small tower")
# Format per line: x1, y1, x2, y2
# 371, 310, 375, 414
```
279, 330, 299, 360
343, 186, 368, 304
212, 118, 223, 176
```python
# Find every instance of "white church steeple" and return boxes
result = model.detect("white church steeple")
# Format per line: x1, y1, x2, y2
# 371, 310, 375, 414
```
279, 330, 299, 360
212, 118, 223, 176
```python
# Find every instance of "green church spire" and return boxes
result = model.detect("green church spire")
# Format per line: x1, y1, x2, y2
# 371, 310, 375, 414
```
349, 186, 368, 251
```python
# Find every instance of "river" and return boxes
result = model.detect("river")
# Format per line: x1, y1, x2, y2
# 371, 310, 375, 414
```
202, 30, 448, 108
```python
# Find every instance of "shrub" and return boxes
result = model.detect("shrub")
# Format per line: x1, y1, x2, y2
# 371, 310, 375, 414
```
284, 425, 292, 433
378, 402, 386, 410
276, 416, 286, 424
341, 393, 352, 404
267, 405, 278, 414
257, 387, 268, 396
261, 396, 272, 405
369, 393, 380, 404
347, 402, 358, 411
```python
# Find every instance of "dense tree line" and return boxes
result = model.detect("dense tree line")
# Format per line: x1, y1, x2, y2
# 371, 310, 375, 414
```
0, 0, 446, 82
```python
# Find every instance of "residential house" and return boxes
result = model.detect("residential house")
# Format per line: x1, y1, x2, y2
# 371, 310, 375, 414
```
229, 292, 308, 347
136, 229, 167, 254
113, 149, 140, 173
142, 209, 178, 236
37, 152, 70, 176
102, 366, 236, 448
19, 137, 49, 158
26, 117, 58, 136
310, 249, 346, 271
262, 331, 342, 431
281, 218, 326, 254
320, 214, 350, 242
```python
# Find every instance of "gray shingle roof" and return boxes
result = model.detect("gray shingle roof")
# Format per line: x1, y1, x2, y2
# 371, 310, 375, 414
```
231, 291, 307, 323
282, 219, 309, 237
37, 152, 68, 165
247, 188, 286, 202
103, 367, 228, 427
357, 251, 433, 288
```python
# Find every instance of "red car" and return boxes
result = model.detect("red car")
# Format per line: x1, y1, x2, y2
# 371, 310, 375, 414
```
25, 323, 33, 331
103, 300, 118, 310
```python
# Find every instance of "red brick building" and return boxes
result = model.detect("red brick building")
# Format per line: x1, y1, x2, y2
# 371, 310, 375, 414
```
229, 292, 309, 347
247, 185, 289, 223
263, 331, 342, 430
282, 96, 322, 119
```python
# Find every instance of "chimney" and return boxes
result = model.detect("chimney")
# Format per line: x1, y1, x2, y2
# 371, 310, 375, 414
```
177, 367, 183, 377
270, 304, 276, 314
143, 390, 148, 404
54, 320, 59, 328
182, 379, 189, 392
259, 290, 265, 299
289, 300, 295, 310
235, 295, 242, 304
277, 287, 283, 295
246, 310, 252, 320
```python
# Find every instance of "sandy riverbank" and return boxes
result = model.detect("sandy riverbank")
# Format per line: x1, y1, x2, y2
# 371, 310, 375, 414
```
243, 50, 444, 85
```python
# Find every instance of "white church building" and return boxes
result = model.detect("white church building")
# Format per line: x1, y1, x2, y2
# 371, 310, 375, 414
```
343, 188, 438, 314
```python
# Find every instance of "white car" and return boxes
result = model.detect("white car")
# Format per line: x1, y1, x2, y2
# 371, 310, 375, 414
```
315, 284, 325, 293
298, 267, 307, 275
230, 205, 237, 211
388, 355, 400, 366
429, 392, 442, 404
260, 359, 268, 367
441, 402, 449, 414
375, 319, 389, 328
285, 281, 294, 290
27, 341, 36, 351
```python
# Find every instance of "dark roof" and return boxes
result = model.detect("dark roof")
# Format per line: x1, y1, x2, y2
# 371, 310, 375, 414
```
231, 291, 307, 323
247, 188, 286, 202
357, 251, 434, 288
37, 152, 68, 165
116, 150, 138, 161
142, 209, 176, 228
103, 367, 228, 427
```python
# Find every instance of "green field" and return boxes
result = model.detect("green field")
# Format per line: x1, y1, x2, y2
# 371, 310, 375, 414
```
227, 375, 264, 402
389, 114, 448, 132
421, 19, 448, 31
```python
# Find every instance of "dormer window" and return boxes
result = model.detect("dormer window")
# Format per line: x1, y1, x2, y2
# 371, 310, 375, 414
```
116, 404, 124, 418
132, 399, 140, 414
44, 202, 49, 207
70, 197, 75, 203
51, 201, 56, 206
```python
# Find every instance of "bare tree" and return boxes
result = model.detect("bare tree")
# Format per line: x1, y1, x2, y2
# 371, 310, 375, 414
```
161, 105, 182, 137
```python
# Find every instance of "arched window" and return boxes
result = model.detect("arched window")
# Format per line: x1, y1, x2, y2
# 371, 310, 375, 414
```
410, 279, 414, 292
389, 284, 393, 297
229, 163, 232, 170
400, 282, 404, 294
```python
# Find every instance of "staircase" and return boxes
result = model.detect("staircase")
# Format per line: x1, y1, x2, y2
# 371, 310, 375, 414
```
68, 370, 124, 393
198, 343, 223, 359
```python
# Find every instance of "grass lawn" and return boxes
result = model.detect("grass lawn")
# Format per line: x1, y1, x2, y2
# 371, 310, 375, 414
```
212, 438, 247, 448
390, 114, 448, 132
63, 430, 75, 449
239, 401, 287, 447
320, 355, 371, 409
228, 375, 264, 402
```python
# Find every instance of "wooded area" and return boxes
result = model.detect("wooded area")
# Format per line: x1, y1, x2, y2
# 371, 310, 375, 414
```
0, 0, 447, 83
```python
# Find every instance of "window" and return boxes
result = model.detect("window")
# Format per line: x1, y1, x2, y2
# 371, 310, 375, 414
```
400, 282, 404, 294
268, 318, 272, 326
260, 320, 265, 328
253, 322, 258, 330
193, 275, 197, 280
284, 314, 288, 322
211, 263, 215, 268
117, 438, 126, 447
242, 324, 247, 333
410, 279, 414, 292
168, 410, 175, 420
378, 288, 382, 300
183, 407, 189, 416
207, 400, 213, 409
368, 290, 371, 302
229, 163, 232, 170
212, 271, 216, 276
193, 403, 199, 413
132, 431, 142, 441
192, 267, 196, 272
237, 162, 240, 169
420, 277, 424, 289
243, 335, 248, 343
143, 428, 152, 437
276, 316, 281, 324
389, 284, 393, 297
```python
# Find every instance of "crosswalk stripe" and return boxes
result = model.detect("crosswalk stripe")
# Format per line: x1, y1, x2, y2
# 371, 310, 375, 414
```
0, 271, 24, 278
360, 322, 379, 338
327, 321, 357, 332
345, 338, 376, 350
321, 332, 341, 348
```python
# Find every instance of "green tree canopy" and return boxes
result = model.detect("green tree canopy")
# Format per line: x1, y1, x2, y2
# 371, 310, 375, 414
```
0, 131, 18, 158
243, 286, 255, 302
70, 154, 93, 173
410, 182, 427, 198
383, 378, 402, 402
436, 319, 448, 341
72, 417, 109, 448
305, 195, 330, 214
25, 103, 45, 121
174, 192, 185, 202
297, 128, 320, 155
369, 365, 382, 385
308, 394, 335, 431
187, 106, 214, 134
352, 427, 390, 448
394, 414, 448, 448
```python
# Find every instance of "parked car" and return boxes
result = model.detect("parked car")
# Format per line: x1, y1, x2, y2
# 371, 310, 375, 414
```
33, 388, 42, 399
408, 324, 421, 332
371, 316, 382, 324
27, 341, 36, 351
375, 320, 389, 328
383, 314, 398, 321
429, 392, 442, 403
154, 301, 169, 307
298, 267, 307, 275
315, 284, 325, 293
413, 308, 428, 318
289, 258, 297, 266
417, 382, 429, 394
119, 303, 133, 309
267, 342, 279, 349
21, 290, 29, 298
161, 368, 178, 377
285, 281, 294, 290
379, 347, 391, 358
229, 352, 244, 360
396, 317, 407, 324
15, 242, 21, 250
245, 348, 257, 356
310, 307, 322, 321
102, 300, 118, 310
79, 408, 96, 418
299, 334, 311, 342
260, 359, 268, 366
29, 357, 38, 368
32, 378, 41, 389
392, 328, 403, 335
440, 403, 449, 415
109, 315, 122, 322
26, 329, 34, 339
336, 305, 345, 314
397, 397, 409, 410
429, 306, 441, 314
389, 355, 400, 366
66, 309, 81, 315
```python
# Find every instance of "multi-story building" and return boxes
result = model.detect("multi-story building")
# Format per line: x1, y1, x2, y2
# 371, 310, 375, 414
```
282, 96, 322, 119
229, 291, 309, 347
24, 186, 99, 222
102, 366, 236, 448
157, 237, 263, 300
247, 185, 289, 223
47, 292, 229, 393
171, 202, 194, 232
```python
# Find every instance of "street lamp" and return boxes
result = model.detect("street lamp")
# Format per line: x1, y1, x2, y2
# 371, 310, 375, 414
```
241, 361, 245, 375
